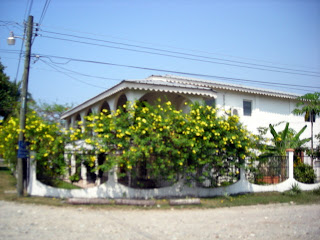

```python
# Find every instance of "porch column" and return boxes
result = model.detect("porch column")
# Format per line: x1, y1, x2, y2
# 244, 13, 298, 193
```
64, 153, 70, 179
81, 161, 87, 186
71, 153, 76, 176
108, 165, 118, 184
286, 149, 294, 179
95, 156, 101, 185
240, 167, 246, 181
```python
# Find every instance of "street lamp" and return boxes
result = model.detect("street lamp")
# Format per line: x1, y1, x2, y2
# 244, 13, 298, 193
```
7, 16, 33, 197
7, 31, 24, 45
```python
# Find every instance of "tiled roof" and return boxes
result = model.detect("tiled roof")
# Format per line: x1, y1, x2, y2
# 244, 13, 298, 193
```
148, 75, 301, 99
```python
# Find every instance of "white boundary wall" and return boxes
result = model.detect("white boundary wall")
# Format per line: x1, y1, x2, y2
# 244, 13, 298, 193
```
27, 150, 320, 199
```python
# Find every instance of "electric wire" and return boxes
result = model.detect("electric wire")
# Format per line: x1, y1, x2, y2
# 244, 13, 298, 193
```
24, 0, 33, 21
35, 54, 320, 92
40, 34, 320, 78
39, 58, 108, 89
39, 24, 320, 72
39, 59, 121, 81
14, 23, 27, 83
39, 30, 320, 76
38, 0, 51, 26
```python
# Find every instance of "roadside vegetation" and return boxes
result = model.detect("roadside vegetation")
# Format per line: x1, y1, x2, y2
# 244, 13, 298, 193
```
1, 165, 320, 209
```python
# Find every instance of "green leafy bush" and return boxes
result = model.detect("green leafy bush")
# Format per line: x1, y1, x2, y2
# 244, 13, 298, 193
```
81, 100, 258, 187
294, 162, 316, 183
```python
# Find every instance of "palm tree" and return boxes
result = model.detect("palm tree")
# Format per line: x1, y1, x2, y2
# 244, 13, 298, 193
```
292, 92, 320, 166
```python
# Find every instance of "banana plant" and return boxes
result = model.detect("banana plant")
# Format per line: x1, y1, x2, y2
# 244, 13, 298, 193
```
265, 122, 310, 157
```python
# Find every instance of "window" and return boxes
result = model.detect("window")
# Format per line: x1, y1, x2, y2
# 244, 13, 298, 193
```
243, 100, 252, 116
205, 98, 216, 107
305, 110, 316, 122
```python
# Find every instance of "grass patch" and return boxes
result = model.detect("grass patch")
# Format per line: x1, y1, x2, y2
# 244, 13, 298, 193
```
46, 179, 81, 190
1, 165, 320, 209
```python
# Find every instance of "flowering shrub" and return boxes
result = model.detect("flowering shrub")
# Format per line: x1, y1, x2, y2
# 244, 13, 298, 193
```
0, 111, 81, 184
82, 100, 256, 187
0, 100, 258, 188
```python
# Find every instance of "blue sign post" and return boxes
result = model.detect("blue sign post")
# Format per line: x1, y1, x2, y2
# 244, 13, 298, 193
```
17, 141, 29, 158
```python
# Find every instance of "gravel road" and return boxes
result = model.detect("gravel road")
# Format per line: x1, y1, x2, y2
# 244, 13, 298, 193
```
0, 201, 319, 240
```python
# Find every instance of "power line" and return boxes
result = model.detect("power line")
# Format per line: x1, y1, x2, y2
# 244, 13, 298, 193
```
35, 53, 320, 92
35, 57, 311, 92
39, 58, 108, 89
39, 31, 320, 78
14, 23, 27, 84
39, 24, 320, 72
39, 59, 121, 81
38, 0, 51, 26
24, 0, 33, 21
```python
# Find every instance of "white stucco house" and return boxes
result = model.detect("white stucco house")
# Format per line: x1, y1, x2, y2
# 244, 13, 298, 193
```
61, 74, 319, 146
26, 75, 320, 198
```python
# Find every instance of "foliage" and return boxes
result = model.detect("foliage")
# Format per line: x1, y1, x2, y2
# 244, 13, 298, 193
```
31, 100, 73, 124
292, 92, 320, 156
264, 122, 310, 157
313, 186, 320, 196
80, 100, 257, 187
0, 61, 20, 120
0, 110, 79, 183
294, 162, 316, 184
292, 92, 320, 119
285, 183, 302, 196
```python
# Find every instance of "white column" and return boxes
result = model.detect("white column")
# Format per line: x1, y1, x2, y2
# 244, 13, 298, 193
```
71, 154, 76, 176
27, 151, 37, 195
64, 153, 70, 179
240, 167, 246, 181
81, 161, 87, 186
95, 156, 100, 185
108, 166, 118, 184
286, 149, 294, 179
314, 160, 320, 183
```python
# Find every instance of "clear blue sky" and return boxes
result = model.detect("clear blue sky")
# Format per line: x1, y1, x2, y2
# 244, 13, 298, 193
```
1, 0, 320, 106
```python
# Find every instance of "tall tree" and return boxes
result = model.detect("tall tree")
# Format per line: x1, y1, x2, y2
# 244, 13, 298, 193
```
292, 92, 320, 165
31, 100, 73, 124
0, 61, 20, 120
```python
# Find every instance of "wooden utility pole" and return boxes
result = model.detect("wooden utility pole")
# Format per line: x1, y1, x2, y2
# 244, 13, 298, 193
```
17, 15, 33, 196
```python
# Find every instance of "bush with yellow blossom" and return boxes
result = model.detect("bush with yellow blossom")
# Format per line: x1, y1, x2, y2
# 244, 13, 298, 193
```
0, 111, 82, 185
82, 100, 256, 188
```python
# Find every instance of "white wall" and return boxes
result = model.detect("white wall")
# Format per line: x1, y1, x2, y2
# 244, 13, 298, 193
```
216, 91, 319, 148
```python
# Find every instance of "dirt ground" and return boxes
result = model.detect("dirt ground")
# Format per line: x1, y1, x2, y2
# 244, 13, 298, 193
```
0, 201, 319, 240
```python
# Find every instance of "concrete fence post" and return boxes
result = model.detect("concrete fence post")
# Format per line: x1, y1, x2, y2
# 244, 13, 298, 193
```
27, 151, 36, 195
286, 149, 294, 180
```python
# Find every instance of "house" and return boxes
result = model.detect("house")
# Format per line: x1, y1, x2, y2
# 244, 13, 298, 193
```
60, 75, 319, 186
61, 74, 318, 142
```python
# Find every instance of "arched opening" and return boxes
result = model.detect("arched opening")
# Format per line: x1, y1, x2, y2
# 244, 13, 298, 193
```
139, 92, 189, 111
116, 94, 128, 111
74, 114, 81, 130
100, 100, 110, 114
